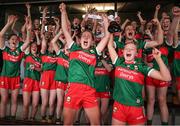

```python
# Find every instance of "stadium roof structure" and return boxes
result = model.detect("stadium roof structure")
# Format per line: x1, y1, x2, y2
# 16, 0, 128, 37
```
0, 0, 178, 5
0, 0, 178, 22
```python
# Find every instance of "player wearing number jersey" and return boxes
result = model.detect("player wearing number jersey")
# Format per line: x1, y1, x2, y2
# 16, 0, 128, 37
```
60, 3, 110, 125
108, 32, 171, 125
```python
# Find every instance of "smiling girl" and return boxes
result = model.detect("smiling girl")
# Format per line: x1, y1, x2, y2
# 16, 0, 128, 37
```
108, 34, 171, 125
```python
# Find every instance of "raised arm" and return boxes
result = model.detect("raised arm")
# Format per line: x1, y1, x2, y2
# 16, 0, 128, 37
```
59, 3, 73, 48
40, 6, 48, 35
108, 34, 118, 63
101, 59, 112, 72
96, 14, 110, 53
34, 30, 41, 45
137, 11, 144, 24
145, 18, 163, 48
167, 6, 180, 47
51, 29, 63, 54
149, 48, 171, 81
154, 4, 160, 19
137, 11, 146, 34
0, 15, 15, 49
26, 3, 31, 18
121, 18, 130, 30
21, 16, 29, 41
40, 33, 47, 54
54, 17, 60, 35
21, 17, 32, 51
11, 16, 19, 35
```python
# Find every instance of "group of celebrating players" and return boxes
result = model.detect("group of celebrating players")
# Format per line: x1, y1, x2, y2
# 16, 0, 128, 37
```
0, 2, 179, 125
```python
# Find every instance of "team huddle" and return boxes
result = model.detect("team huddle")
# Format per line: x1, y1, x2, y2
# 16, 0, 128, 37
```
0, 2, 179, 125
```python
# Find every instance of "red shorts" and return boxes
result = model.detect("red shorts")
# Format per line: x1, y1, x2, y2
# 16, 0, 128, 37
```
0, 76, 20, 90
96, 92, 110, 98
64, 83, 98, 110
23, 77, 40, 92
176, 77, 180, 90
56, 81, 67, 91
146, 76, 169, 88
40, 70, 56, 90
112, 101, 146, 125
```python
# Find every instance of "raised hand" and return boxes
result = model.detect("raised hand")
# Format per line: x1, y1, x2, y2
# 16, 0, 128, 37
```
14, 15, 18, 22
42, 6, 48, 14
172, 6, 180, 17
151, 18, 160, 25
101, 14, 109, 26
137, 11, 141, 16
145, 29, 151, 35
7, 15, 16, 25
34, 30, 39, 35
59, 3, 66, 13
54, 17, 60, 24
25, 3, 31, 9
156, 4, 160, 10
125, 18, 130, 23
152, 48, 161, 60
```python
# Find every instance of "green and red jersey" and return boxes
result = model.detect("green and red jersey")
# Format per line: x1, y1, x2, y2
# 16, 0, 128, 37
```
54, 50, 69, 83
114, 39, 146, 63
68, 42, 100, 88
0, 45, 24, 77
24, 53, 41, 81
95, 58, 111, 92
144, 39, 169, 70
172, 44, 180, 77
164, 37, 174, 64
41, 50, 57, 71
113, 57, 153, 107
152, 45, 169, 70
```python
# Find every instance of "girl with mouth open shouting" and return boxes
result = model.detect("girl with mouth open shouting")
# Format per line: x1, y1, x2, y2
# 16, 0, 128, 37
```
59, 3, 110, 125
0, 15, 31, 120
108, 34, 171, 125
